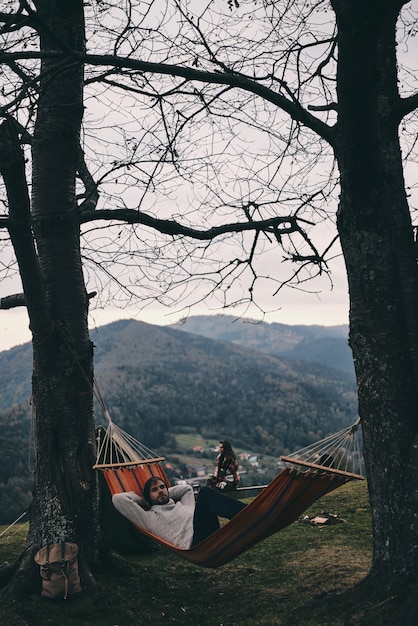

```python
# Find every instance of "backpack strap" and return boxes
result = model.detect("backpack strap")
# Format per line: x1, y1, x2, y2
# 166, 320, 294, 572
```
60, 542, 69, 600
45, 544, 51, 580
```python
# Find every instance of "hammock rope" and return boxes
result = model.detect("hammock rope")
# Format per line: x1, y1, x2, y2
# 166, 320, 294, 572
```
0, 510, 29, 540
94, 416, 364, 568
94, 421, 165, 469
280, 417, 364, 480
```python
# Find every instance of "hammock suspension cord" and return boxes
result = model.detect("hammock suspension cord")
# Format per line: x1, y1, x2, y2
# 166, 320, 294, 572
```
0, 510, 29, 540
94, 419, 165, 469
280, 417, 364, 479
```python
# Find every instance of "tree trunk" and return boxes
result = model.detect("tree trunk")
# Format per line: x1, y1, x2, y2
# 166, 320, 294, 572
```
333, 0, 418, 613
4, 0, 101, 598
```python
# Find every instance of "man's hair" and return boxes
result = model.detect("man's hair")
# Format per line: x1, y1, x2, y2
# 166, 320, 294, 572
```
143, 476, 167, 505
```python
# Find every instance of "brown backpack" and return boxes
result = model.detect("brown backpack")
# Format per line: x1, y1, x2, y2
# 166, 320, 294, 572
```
34, 542, 81, 600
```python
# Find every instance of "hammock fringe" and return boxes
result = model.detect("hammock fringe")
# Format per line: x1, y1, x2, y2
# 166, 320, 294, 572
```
280, 418, 364, 479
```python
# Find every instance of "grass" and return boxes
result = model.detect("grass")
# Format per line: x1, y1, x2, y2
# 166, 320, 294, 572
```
0, 481, 374, 626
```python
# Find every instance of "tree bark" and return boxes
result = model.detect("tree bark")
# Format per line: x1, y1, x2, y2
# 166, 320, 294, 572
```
333, 0, 418, 609
4, 0, 101, 598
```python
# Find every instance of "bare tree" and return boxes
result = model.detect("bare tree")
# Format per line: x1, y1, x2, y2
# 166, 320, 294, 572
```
0, 0, 417, 621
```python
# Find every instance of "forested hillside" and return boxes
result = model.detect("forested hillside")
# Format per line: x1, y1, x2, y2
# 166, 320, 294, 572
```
0, 318, 357, 524
91, 320, 356, 451
0, 342, 33, 411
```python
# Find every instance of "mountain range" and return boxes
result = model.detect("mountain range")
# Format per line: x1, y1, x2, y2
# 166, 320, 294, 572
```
171, 315, 354, 373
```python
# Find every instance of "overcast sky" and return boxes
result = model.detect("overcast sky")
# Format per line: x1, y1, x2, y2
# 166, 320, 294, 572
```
0, 0, 376, 353
3, 2, 417, 353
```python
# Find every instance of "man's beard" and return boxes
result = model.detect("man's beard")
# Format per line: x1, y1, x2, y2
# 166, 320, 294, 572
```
155, 493, 169, 505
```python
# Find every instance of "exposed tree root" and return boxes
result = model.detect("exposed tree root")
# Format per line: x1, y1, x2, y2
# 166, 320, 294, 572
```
1, 550, 40, 601
313, 573, 418, 626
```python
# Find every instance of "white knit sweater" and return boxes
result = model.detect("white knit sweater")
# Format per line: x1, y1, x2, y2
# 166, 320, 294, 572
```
112, 484, 195, 549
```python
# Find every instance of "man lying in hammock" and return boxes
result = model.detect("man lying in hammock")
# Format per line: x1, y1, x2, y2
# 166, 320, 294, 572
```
112, 476, 246, 549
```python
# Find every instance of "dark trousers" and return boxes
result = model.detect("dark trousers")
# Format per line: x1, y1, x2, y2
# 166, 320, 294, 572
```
191, 486, 246, 546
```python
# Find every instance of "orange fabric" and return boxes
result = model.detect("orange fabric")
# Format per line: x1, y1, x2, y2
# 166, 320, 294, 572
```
102, 463, 350, 568
103, 463, 170, 497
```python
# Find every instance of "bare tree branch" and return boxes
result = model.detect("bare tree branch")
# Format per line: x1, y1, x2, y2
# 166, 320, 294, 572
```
77, 146, 99, 212
79, 208, 309, 240
398, 91, 418, 120
0, 51, 336, 144
0, 293, 26, 309
0, 119, 51, 338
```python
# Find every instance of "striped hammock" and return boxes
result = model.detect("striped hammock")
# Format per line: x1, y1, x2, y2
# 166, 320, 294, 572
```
94, 419, 364, 568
